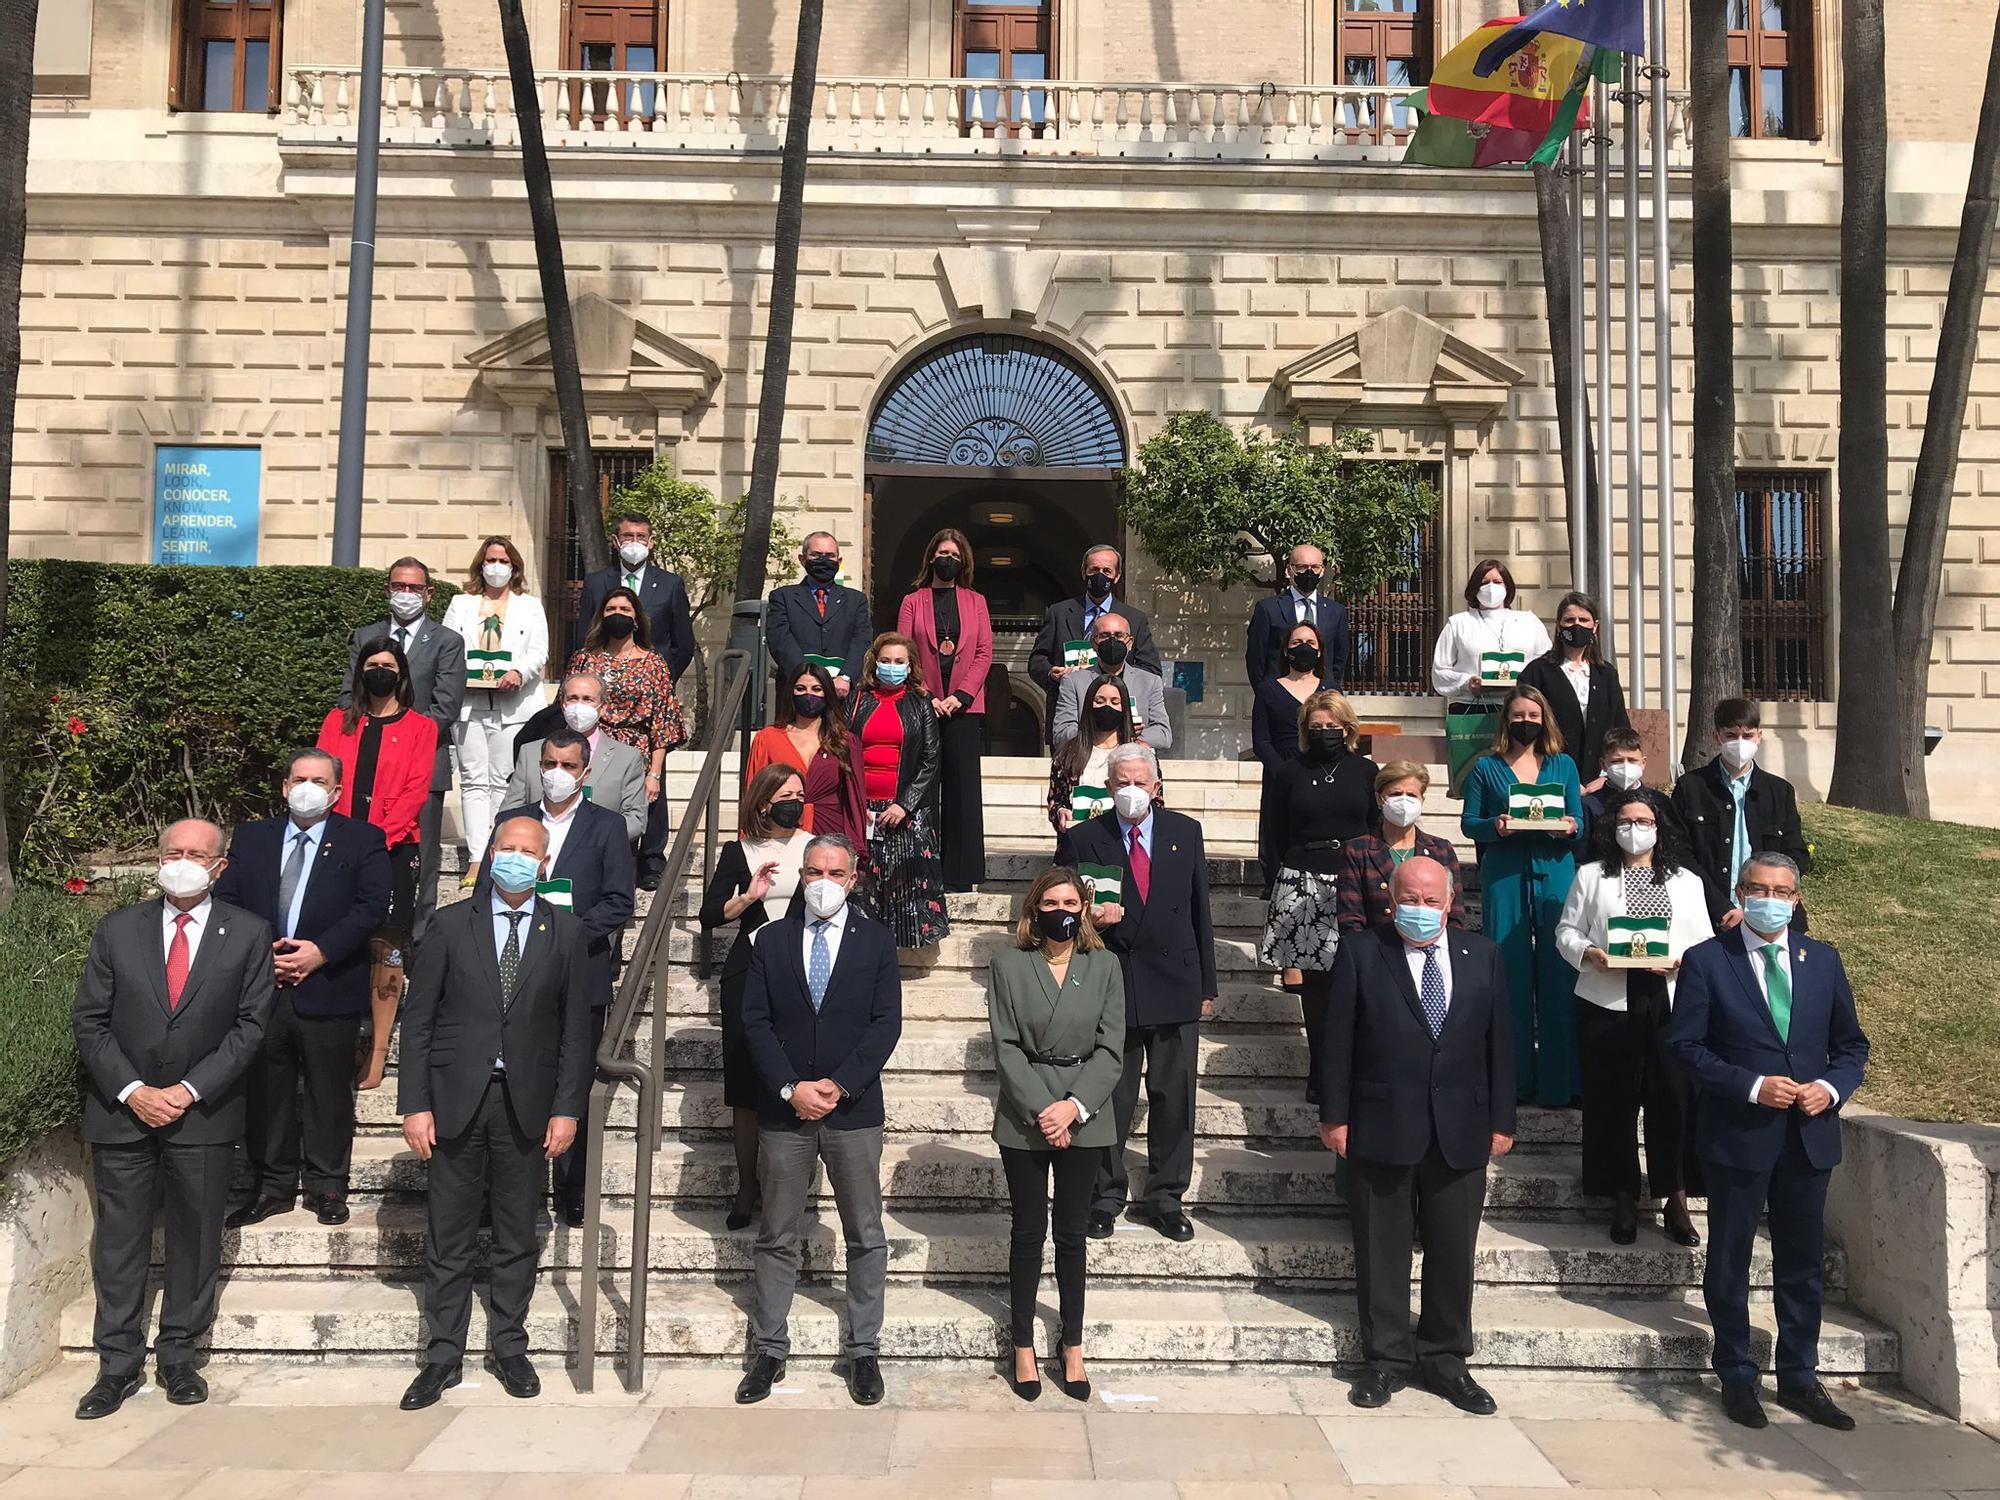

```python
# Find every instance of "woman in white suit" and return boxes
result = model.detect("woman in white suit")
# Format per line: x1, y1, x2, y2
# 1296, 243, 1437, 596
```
1556, 788, 1714, 1249
441, 535, 548, 886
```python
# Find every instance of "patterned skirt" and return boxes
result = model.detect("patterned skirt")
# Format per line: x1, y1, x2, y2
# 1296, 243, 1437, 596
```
1259, 866, 1341, 973
861, 799, 952, 949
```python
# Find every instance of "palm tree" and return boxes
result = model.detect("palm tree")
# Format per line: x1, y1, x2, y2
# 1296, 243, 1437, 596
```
0, 0, 41, 913
1889, 3, 2000, 815
1682, 0, 1743, 768
1532, 160, 1607, 618
1825, 0, 1907, 814
497, 0, 609, 578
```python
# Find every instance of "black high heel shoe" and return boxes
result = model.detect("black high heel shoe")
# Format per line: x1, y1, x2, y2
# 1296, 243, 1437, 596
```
1054, 1347, 1090, 1402
1610, 1192, 1639, 1245
1662, 1197, 1701, 1248
1009, 1350, 1042, 1402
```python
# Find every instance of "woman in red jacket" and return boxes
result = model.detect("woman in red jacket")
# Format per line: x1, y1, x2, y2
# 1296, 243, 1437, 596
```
896, 527, 993, 891
317, 636, 439, 1089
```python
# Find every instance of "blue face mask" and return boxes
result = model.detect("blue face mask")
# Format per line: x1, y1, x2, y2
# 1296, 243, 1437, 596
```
876, 661, 910, 688
1741, 895, 1795, 934
490, 849, 541, 894
1393, 903, 1445, 945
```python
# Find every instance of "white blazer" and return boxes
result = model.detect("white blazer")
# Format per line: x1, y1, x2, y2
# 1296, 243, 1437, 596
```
1430, 607, 1554, 699
1555, 860, 1715, 1011
441, 590, 550, 725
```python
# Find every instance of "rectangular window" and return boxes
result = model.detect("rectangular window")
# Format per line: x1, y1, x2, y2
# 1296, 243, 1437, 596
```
956, 1, 1054, 139
566, 1, 665, 129
1341, 470, 1441, 695
1727, 0, 1816, 140
175, 1, 281, 114
1337, 0, 1428, 141
548, 449, 657, 664
1737, 469, 1827, 701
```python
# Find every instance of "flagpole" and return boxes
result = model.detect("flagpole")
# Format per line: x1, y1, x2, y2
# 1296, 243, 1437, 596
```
1593, 77, 1615, 643
1568, 136, 1588, 594
1621, 53, 1647, 708
1648, 0, 1680, 766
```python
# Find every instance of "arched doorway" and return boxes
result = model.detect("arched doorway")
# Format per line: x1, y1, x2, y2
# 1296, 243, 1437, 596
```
866, 332, 1127, 755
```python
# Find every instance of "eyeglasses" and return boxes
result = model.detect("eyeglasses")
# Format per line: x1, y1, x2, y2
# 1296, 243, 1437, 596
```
1614, 821, 1657, 832
1097, 631, 1132, 643
1737, 882, 1798, 900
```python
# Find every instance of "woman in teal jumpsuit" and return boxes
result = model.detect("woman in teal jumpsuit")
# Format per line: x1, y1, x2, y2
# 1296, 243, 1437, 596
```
1462, 685, 1585, 1106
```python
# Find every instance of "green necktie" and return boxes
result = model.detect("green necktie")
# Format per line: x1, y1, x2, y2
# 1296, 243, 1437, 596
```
1762, 943, 1791, 1042
500, 911, 525, 1004
624, 571, 642, 591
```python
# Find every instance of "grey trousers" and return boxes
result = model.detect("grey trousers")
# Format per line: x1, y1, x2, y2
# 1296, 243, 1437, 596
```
752, 1122, 886, 1361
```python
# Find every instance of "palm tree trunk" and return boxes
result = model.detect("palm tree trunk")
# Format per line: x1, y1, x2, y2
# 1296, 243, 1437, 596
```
498, 0, 608, 578
1532, 160, 1608, 625
1683, 0, 1743, 768
0, 0, 39, 913
1889, 3, 2000, 816
732, 0, 824, 605
1825, 0, 1907, 814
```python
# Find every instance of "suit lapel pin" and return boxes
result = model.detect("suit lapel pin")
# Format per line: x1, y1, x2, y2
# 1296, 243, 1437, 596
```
1797, 948, 1806, 962
538, 923, 549, 933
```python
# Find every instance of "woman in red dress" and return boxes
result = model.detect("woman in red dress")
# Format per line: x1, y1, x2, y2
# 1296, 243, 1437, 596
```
743, 663, 867, 848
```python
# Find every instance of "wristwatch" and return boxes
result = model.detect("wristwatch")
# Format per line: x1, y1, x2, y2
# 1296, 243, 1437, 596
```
780, 1081, 799, 1102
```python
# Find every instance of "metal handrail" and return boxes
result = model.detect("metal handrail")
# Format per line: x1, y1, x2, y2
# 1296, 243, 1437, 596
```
576, 646, 751, 1392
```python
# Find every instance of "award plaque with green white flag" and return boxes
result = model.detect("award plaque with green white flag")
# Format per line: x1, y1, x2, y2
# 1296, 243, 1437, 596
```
1505, 782, 1567, 830
1070, 785, 1113, 821
1075, 862, 1123, 905
1604, 915, 1671, 968
534, 877, 574, 910
1063, 639, 1095, 670
803, 653, 844, 676
467, 648, 513, 690
1478, 650, 1526, 687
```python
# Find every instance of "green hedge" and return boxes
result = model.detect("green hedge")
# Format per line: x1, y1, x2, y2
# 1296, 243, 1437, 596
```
2, 561, 455, 881
0, 885, 110, 1166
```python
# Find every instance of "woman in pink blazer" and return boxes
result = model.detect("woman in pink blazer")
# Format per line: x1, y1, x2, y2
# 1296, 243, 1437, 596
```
896, 527, 993, 890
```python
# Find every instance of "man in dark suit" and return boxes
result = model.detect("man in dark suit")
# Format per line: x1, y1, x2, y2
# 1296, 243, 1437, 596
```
1319, 855, 1515, 1415
396, 815, 593, 1411
577, 510, 697, 683
1244, 542, 1349, 689
1067, 743, 1215, 1243
766, 531, 874, 702
735, 833, 903, 1408
70, 819, 276, 1419
1671, 697, 1811, 929
1669, 852, 1868, 1433
344, 556, 464, 942
1028, 543, 1161, 745
215, 749, 390, 1229
474, 729, 635, 1227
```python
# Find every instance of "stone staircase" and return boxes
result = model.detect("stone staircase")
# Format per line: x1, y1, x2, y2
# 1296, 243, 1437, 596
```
66, 755, 1900, 1380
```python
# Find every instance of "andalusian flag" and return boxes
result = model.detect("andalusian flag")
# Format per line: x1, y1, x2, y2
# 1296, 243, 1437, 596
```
1419, 17, 1610, 168
1401, 88, 1543, 170
1474, 0, 1647, 78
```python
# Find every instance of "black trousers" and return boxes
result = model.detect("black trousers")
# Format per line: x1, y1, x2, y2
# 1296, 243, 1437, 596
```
89, 1137, 233, 1377
414, 787, 445, 944
246, 992, 364, 1199
1702, 1116, 1830, 1391
1297, 969, 1333, 1106
1348, 1142, 1487, 1379
551, 1005, 609, 1209
1577, 975, 1700, 1199
936, 710, 986, 888
1000, 1143, 1097, 1349
638, 762, 672, 878
422, 1077, 544, 1364
1093, 1020, 1198, 1216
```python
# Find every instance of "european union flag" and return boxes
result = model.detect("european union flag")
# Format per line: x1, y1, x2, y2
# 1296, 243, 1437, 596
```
1473, 0, 1646, 78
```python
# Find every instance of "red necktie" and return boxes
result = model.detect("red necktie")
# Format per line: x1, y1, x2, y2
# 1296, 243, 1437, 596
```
1128, 826, 1151, 905
166, 913, 192, 1011
815, 587, 827, 619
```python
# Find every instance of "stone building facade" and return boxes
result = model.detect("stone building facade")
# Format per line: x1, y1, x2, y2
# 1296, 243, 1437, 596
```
14, 0, 2000, 820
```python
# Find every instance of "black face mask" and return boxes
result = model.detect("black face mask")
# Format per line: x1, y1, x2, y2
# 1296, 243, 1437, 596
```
362, 666, 400, 698
1507, 720, 1543, 748
1095, 639, 1129, 669
602, 613, 637, 641
1036, 908, 1081, 943
1286, 644, 1321, 674
1306, 727, 1345, 759
792, 693, 826, 720
1291, 569, 1322, 594
1084, 572, 1115, 600
769, 799, 806, 830
1089, 704, 1126, 733
930, 555, 961, 583
1560, 624, 1596, 650
804, 555, 840, 584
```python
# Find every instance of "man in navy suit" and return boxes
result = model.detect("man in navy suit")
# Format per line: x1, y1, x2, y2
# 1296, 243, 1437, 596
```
766, 532, 875, 701
1245, 542, 1349, 689
1669, 851, 1869, 1433
735, 833, 903, 1408
215, 749, 390, 1228
576, 511, 697, 682
474, 728, 636, 1226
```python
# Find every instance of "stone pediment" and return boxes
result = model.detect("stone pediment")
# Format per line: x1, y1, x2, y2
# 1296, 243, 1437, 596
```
468, 292, 721, 418
1275, 306, 1524, 427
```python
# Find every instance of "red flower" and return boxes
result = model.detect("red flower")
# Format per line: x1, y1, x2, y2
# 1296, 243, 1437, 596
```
66, 716, 87, 736
64, 876, 88, 895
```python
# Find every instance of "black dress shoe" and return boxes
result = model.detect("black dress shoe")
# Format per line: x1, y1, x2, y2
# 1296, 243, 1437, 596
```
157, 1362, 207, 1406
1720, 1381, 1769, 1429
1662, 1201, 1701, 1248
1421, 1367, 1498, 1415
75, 1371, 143, 1420
1348, 1368, 1405, 1409
484, 1352, 541, 1398
556, 1197, 585, 1229
1610, 1192, 1639, 1245
1086, 1211, 1116, 1240
847, 1355, 885, 1406
400, 1361, 462, 1411
224, 1196, 295, 1229
638, 870, 662, 893
735, 1353, 785, 1404
303, 1192, 350, 1227
1135, 1206, 1195, 1242
725, 1199, 759, 1232
1776, 1381, 1856, 1431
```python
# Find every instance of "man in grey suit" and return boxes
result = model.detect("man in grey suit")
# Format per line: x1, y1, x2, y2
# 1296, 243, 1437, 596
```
344, 557, 464, 942
1049, 612, 1173, 752
504, 672, 649, 843
71, 819, 277, 1420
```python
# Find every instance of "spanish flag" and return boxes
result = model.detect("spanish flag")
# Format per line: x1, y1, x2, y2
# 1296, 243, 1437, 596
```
1425, 17, 1591, 136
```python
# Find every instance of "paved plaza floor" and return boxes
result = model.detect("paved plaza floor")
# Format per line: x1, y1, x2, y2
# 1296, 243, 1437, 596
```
1, 1361, 1996, 1499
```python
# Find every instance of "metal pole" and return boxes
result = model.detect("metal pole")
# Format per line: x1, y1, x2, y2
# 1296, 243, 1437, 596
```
1622, 55, 1647, 706
330, 0, 387, 567
1593, 79, 1615, 639
1568, 137, 1589, 592
1648, 0, 1680, 762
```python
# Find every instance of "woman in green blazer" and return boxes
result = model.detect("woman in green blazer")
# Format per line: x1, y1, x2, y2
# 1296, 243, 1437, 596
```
988, 867, 1126, 1404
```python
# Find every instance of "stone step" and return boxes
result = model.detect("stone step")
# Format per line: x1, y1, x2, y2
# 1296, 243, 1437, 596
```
58, 1277, 1897, 1374
649, 886, 1280, 930
651, 974, 1314, 1026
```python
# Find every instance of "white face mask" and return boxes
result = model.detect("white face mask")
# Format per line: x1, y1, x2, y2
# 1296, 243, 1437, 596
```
562, 702, 600, 734
1380, 794, 1422, 829
1476, 581, 1508, 610
803, 878, 849, 919
1604, 761, 1645, 791
157, 858, 215, 900
482, 561, 514, 589
286, 781, 332, 820
1112, 784, 1153, 822
387, 589, 426, 623
1616, 823, 1659, 857
1719, 735, 1758, 771
542, 767, 581, 805
618, 541, 651, 568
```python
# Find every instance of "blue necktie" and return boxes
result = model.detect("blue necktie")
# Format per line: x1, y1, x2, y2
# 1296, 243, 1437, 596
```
1420, 946, 1447, 1039
808, 920, 831, 1013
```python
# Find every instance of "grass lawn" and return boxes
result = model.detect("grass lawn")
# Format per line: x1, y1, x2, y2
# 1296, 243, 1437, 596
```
1802, 802, 2000, 1123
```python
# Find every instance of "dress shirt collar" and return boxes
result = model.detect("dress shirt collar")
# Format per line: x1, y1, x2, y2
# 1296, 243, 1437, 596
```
491, 889, 535, 921
541, 797, 579, 826
1117, 809, 1156, 852
806, 902, 852, 941
286, 816, 328, 849
1740, 921, 1791, 956
163, 895, 213, 932
1289, 586, 1318, 608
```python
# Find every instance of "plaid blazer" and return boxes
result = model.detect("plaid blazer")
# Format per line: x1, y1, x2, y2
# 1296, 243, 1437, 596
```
1336, 831, 1469, 934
